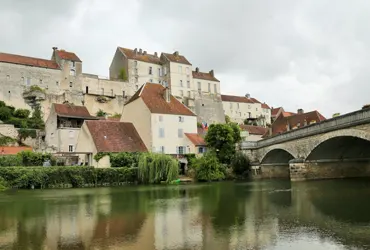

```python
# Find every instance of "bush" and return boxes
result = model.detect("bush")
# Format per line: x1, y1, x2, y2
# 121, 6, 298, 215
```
0, 107, 12, 121
0, 167, 137, 189
138, 153, 178, 184
18, 151, 55, 166
7, 117, 28, 128
13, 109, 31, 118
110, 152, 142, 168
0, 155, 22, 166
230, 152, 251, 177
193, 151, 225, 182
0, 176, 8, 190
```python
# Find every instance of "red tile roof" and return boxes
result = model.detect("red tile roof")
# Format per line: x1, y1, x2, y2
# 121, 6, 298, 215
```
192, 71, 219, 82
0, 52, 60, 69
126, 83, 196, 116
118, 47, 161, 65
54, 103, 97, 119
267, 110, 326, 137
262, 103, 270, 109
221, 95, 254, 103
240, 125, 268, 135
56, 50, 81, 62
0, 146, 32, 155
271, 107, 283, 116
162, 52, 191, 65
185, 133, 206, 146
85, 121, 147, 153
250, 98, 261, 104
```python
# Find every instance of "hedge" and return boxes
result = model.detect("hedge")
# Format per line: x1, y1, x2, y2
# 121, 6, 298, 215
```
0, 167, 137, 189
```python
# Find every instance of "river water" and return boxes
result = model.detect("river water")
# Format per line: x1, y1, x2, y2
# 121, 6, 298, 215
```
0, 179, 370, 250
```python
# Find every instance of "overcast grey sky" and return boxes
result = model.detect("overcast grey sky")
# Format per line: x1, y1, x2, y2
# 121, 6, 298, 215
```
1, 0, 369, 117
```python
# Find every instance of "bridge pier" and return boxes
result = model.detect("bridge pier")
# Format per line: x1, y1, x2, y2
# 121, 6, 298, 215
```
289, 159, 370, 181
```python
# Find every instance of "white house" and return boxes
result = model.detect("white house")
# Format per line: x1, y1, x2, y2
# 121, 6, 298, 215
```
121, 82, 198, 155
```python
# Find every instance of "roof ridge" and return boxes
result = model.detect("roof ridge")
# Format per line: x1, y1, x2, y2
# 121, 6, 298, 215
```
138, 83, 147, 97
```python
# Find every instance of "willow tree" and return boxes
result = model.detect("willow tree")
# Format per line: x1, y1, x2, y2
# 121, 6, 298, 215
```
138, 153, 178, 184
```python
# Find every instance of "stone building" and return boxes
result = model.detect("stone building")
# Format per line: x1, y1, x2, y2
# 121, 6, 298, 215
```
109, 46, 225, 124
221, 94, 271, 126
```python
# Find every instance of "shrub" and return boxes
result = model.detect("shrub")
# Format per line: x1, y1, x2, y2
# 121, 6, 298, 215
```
17, 151, 55, 166
96, 109, 106, 117
7, 117, 28, 128
0, 101, 6, 108
110, 152, 142, 168
193, 151, 225, 182
230, 152, 251, 177
138, 153, 178, 184
0, 155, 22, 166
0, 176, 8, 190
0, 107, 12, 121
13, 109, 31, 118
0, 136, 17, 146
0, 167, 137, 189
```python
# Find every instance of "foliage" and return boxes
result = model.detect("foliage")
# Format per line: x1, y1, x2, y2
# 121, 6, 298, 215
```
0, 151, 56, 167
24, 85, 45, 94
332, 113, 341, 117
230, 152, 251, 177
192, 151, 225, 181
27, 105, 44, 129
118, 68, 128, 81
0, 106, 12, 121
225, 115, 231, 124
110, 152, 142, 168
197, 122, 202, 128
0, 101, 5, 108
13, 109, 31, 119
0, 136, 17, 146
0, 155, 23, 166
110, 113, 122, 118
0, 166, 137, 189
138, 153, 178, 184
7, 117, 28, 128
18, 128, 37, 142
184, 154, 197, 168
205, 123, 241, 164
94, 152, 110, 162
96, 109, 107, 117
0, 176, 8, 191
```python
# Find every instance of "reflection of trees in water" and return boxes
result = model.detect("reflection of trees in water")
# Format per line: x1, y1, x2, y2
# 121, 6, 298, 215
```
11, 219, 46, 250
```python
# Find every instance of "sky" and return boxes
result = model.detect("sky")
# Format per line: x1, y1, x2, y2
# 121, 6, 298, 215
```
1, 0, 369, 118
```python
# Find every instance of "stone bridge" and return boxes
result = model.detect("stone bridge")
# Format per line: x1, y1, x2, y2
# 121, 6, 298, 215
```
241, 108, 370, 181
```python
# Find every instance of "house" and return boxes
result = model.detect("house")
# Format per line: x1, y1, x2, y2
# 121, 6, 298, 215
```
270, 107, 295, 123
221, 94, 271, 126
185, 133, 207, 154
75, 120, 147, 167
265, 109, 326, 137
240, 125, 268, 141
45, 103, 98, 152
121, 82, 198, 155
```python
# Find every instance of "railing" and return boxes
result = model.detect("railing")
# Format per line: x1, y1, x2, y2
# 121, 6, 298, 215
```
241, 108, 370, 149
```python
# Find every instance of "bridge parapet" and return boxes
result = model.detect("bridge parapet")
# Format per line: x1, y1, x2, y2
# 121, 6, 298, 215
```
241, 108, 370, 150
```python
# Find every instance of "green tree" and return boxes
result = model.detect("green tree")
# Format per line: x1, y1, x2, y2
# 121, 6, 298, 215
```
27, 105, 45, 129
193, 151, 225, 181
205, 123, 241, 164
14, 109, 31, 118
230, 151, 250, 177
0, 107, 12, 121
119, 68, 128, 81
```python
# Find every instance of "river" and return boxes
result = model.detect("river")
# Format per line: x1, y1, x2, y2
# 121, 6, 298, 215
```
0, 179, 370, 250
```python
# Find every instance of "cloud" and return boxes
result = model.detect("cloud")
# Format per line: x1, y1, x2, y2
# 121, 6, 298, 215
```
1, 0, 370, 117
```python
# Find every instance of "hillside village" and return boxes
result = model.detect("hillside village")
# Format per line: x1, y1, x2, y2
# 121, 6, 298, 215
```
0, 46, 326, 167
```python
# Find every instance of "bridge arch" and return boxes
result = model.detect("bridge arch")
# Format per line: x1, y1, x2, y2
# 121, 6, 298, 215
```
261, 148, 295, 165
306, 129, 370, 161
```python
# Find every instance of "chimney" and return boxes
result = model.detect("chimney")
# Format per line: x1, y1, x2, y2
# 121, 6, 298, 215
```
173, 51, 179, 56
139, 48, 142, 54
143, 51, 147, 55
154, 52, 158, 57
209, 70, 214, 77
195, 67, 199, 73
164, 87, 171, 103
134, 48, 137, 54
52, 47, 58, 51
297, 108, 304, 114
245, 93, 250, 99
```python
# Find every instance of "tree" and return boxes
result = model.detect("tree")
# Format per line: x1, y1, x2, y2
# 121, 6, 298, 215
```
14, 109, 31, 119
0, 107, 12, 121
193, 151, 225, 181
230, 152, 251, 177
119, 68, 128, 81
205, 123, 241, 164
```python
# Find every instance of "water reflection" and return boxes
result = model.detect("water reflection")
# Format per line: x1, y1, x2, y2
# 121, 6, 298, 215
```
0, 180, 369, 249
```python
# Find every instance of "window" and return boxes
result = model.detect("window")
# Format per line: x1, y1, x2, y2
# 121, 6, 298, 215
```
39, 79, 43, 84
56, 81, 59, 86
187, 91, 191, 98
159, 146, 165, 153
197, 82, 201, 91
186, 67, 189, 75
26, 77, 31, 86
214, 84, 217, 93
70, 61, 75, 68
135, 77, 138, 83
150, 79, 153, 83
149, 67, 153, 75
237, 103, 240, 109
180, 80, 183, 87
208, 82, 211, 92
159, 115, 163, 122
179, 116, 184, 122
164, 67, 167, 75
69, 82, 73, 88
6, 75, 10, 80
198, 147, 205, 154
158, 68, 161, 76
68, 145, 74, 152
69, 131, 74, 138
70, 69, 76, 76
178, 65, 182, 73
123, 91, 126, 97
134, 61, 138, 66
248, 105, 251, 109
187, 81, 190, 88
50, 133, 54, 138
178, 128, 183, 138
256, 108, 258, 111
177, 146, 185, 155
159, 127, 165, 138
135, 68, 138, 75
179, 90, 183, 96
85, 86, 89, 93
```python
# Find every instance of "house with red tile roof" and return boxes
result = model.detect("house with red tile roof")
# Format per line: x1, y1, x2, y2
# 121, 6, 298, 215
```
240, 125, 268, 141
221, 94, 271, 126
185, 133, 207, 154
264, 109, 326, 137
75, 120, 147, 167
45, 103, 98, 152
270, 107, 296, 123
121, 82, 198, 155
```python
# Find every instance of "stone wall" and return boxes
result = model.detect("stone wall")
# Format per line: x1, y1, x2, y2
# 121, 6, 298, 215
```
290, 161, 370, 181
0, 124, 18, 139
260, 165, 290, 179
194, 93, 225, 124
